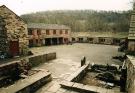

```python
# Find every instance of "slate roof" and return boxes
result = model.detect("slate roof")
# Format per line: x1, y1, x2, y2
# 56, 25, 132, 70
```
0, 5, 25, 23
28, 23, 70, 30
71, 32, 128, 38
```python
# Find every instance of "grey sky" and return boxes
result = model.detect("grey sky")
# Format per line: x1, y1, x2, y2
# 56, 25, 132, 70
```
0, 0, 133, 15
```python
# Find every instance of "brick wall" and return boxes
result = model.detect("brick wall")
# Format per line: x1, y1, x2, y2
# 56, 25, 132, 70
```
28, 28, 71, 46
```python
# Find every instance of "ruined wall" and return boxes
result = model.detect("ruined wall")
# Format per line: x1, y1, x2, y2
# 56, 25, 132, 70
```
0, 5, 29, 55
0, 16, 8, 52
69, 64, 89, 82
125, 56, 135, 93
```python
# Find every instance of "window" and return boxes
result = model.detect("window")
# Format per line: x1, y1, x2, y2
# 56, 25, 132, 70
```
46, 30, 50, 35
99, 38, 105, 42
28, 29, 33, 35
72, 38, 75, 41
65, 30, 68, 34
60, 30, 63, 34
87, 38, 93, 41
37, 29, 41, 35
53, 30, 56, 34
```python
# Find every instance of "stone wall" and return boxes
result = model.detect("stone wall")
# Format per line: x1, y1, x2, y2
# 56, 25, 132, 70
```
0, 5, 29, 55
0, 70, 52, 93
28, 52, 56, 67
125, 56, 135, 93
128, 41, 135, 52
0, 60, 27, 77
0, 16, 8, 52
61, 64, 117, 93
0, 52, 56, 78
66, 64, 89, 82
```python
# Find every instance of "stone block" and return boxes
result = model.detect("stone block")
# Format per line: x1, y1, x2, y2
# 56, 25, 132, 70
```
82, 85, 98, 93
0, 70, 52, 93
72, 83, 84, 89
60, 81, 74, 88
96, 87, 107, 93
42, 54, 47, 62
47, 83, 60, 92
46, 52, 56, 61
66, 64, 89, 82
56, 90, 64, 93
58, 88, 67, 92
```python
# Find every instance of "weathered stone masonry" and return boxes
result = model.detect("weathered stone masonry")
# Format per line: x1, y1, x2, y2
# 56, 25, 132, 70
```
0, 5, 29, 56
125, 56, 135, 93
0, 16, 8, 52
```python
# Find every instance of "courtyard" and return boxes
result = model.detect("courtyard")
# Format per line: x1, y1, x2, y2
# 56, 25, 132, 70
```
30, 43, 123, 93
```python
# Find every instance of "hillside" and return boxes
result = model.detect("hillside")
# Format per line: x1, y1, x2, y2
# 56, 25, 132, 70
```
21, 10, 131, 32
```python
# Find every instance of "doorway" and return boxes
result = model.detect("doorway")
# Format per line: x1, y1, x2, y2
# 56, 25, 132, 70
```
9, 41, 19, 56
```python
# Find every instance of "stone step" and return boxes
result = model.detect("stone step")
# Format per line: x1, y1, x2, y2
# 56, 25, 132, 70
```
60, 80, 121, 93
0, 70, 52, 93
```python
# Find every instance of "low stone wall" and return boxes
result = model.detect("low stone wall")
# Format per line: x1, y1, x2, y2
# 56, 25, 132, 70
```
0, 70, 52, 93
125, 55, 135, 93
28, 52, 56, 67
66, 64, 89, 82
46, 52, 56, 61
0, 60, 27, 77
0, 52, 56, 81
61, 64, 117, 93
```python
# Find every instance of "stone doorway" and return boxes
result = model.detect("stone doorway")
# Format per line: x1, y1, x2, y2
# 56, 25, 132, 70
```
9, 41, 19, 56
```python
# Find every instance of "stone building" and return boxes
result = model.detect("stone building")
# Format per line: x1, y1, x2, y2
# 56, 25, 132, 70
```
0, 5, 29, 56
71, 31, 127, 45
128, 4, 135, 52
124, 56, 135, 93
27, 23, 71, 47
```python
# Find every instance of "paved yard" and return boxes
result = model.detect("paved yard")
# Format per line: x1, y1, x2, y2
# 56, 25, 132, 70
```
30, 43, 123, 93
31, 43, 122, 65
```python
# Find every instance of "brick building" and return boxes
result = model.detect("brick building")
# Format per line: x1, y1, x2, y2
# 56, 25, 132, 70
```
0, 5, 29, 56
27, 23, 71, 47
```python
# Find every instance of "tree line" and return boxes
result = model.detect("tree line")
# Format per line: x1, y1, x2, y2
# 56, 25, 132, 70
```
21, 10, 131, 32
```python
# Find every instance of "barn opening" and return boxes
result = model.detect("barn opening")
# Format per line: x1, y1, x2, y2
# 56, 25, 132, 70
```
52, 38, 58, 45
45, 38, 52, 46
58, 37, 63, 44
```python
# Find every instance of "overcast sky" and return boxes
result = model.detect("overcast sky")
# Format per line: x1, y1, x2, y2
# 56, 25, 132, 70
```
0, 0, 133, 15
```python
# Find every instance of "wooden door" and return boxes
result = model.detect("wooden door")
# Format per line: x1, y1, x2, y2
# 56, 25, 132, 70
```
9, 41, 19, 56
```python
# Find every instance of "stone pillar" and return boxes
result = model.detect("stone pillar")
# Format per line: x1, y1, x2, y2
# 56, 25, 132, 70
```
57, 38, 59, 45
42, 39, 45, 45
81, 56, 86, 67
